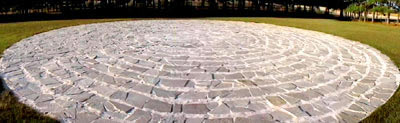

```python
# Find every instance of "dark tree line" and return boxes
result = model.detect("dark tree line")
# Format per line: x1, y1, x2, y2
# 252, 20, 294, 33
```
0, 0, 355, 16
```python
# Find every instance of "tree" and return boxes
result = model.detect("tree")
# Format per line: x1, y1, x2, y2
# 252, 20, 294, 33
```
346, 3, 366, 20
392, 0, 400, 23
0, 0, 368, 17
383, 6, 395, 24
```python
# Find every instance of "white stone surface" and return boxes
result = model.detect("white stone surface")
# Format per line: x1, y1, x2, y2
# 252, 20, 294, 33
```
1, 20, 399, 123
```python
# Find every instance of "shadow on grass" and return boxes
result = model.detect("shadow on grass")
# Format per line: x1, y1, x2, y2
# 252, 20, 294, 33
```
0, 76, 59, 122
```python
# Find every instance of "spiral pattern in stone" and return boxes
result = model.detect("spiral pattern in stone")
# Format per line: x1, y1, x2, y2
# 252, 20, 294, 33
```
1, 20, 399, 123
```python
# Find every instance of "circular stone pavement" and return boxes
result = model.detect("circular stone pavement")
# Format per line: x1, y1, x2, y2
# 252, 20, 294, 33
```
1, 20, 400, 123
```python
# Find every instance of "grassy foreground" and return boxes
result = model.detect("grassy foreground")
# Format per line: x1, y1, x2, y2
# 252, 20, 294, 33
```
0, 17, 399, 122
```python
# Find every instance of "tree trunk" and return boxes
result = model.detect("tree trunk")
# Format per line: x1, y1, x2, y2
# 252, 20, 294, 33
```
364, 11, 367, 22
232, 0, 235, 10
291, 4, 295, 12
372, 11, 375, 22
240, 0, 246, 10
397, 13, 399, 23
158, 0, 161, 9
311, 5, 314, 13
209, 0, 216, 10
285, 3, 289, 13
255, 0, 260, 11
267, 1, 273, 12
387, 13, 390, 24
164, 0, 169, 9
339, 8, 344, 18
325, 7, 330, 15
261, 0, 266, 11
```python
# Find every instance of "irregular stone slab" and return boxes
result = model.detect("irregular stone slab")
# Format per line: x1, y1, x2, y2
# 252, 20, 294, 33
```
1, 20, 399, 122
110, 91, 128, 101
126, 109, 151, 122
126, 92, 149, 108
143, 99, 172, 112
205, 118, 233, 123
209, 104, 230, 114
266, 96, 287, 106
183, 104, 210, 114
110, 101, 134, 113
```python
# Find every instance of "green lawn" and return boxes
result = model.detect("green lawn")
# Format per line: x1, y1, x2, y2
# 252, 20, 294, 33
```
0, 17, 399, 122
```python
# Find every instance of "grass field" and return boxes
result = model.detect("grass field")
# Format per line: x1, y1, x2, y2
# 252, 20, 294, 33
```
0, 17, 399, 122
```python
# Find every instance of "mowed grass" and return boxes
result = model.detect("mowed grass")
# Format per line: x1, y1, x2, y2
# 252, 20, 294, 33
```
0, 19, 132, 122
0, 17, 399, 122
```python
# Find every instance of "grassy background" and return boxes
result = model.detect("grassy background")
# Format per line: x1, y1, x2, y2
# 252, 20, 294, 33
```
0, 17, 399, 122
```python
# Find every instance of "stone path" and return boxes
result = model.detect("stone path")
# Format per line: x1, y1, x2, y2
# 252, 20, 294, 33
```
1, 20, 399, 123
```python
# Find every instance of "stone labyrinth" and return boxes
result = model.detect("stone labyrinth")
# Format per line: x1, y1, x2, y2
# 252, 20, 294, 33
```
1, 20, 400, 123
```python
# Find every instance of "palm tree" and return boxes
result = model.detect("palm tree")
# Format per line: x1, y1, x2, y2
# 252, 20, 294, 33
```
392, 0, 400, 23
346, 3, 364, 19
383, 6, 394, 23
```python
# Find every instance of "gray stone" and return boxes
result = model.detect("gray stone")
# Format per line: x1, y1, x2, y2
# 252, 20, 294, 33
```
173, 104, 182, 113
110, 91, 128, 100
143, 99, 172, 112
208, 90, 231, 99
205, 118, 233, 123
266, 96, 287, 106
75, 112, 99, 123
75, 78, 94, 88
64, 87, 84, 95
152, 88, 181, 98
178, 91, 207, 100
185, 118, 204, 123
338, 111, 366, 123
35, 94, 53, 103
126, 92, 150, 108
224, 73, 245, 79
126, 109, 151, 122
209, 104, 230, 114
159, 78, 188, 87
131, 84, 153, 94
2, 20, 399, 122
41, 78, 61, 85
93, 119, 120, 123
185, 73, 213, 80
183, 104, 210, 114
110, 101, 133, 113
271, 110, 293, 122
226, 89, 251, 98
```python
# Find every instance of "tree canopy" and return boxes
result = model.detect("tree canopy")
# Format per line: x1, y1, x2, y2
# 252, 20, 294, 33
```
0, 0, 353, 15
345, 0, 399, 23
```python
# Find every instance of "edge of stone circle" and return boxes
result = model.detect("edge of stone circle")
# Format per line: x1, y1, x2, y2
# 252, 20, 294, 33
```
0, 57, 11, 92
0, 73, 11, 92
0, 19, 399, 122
